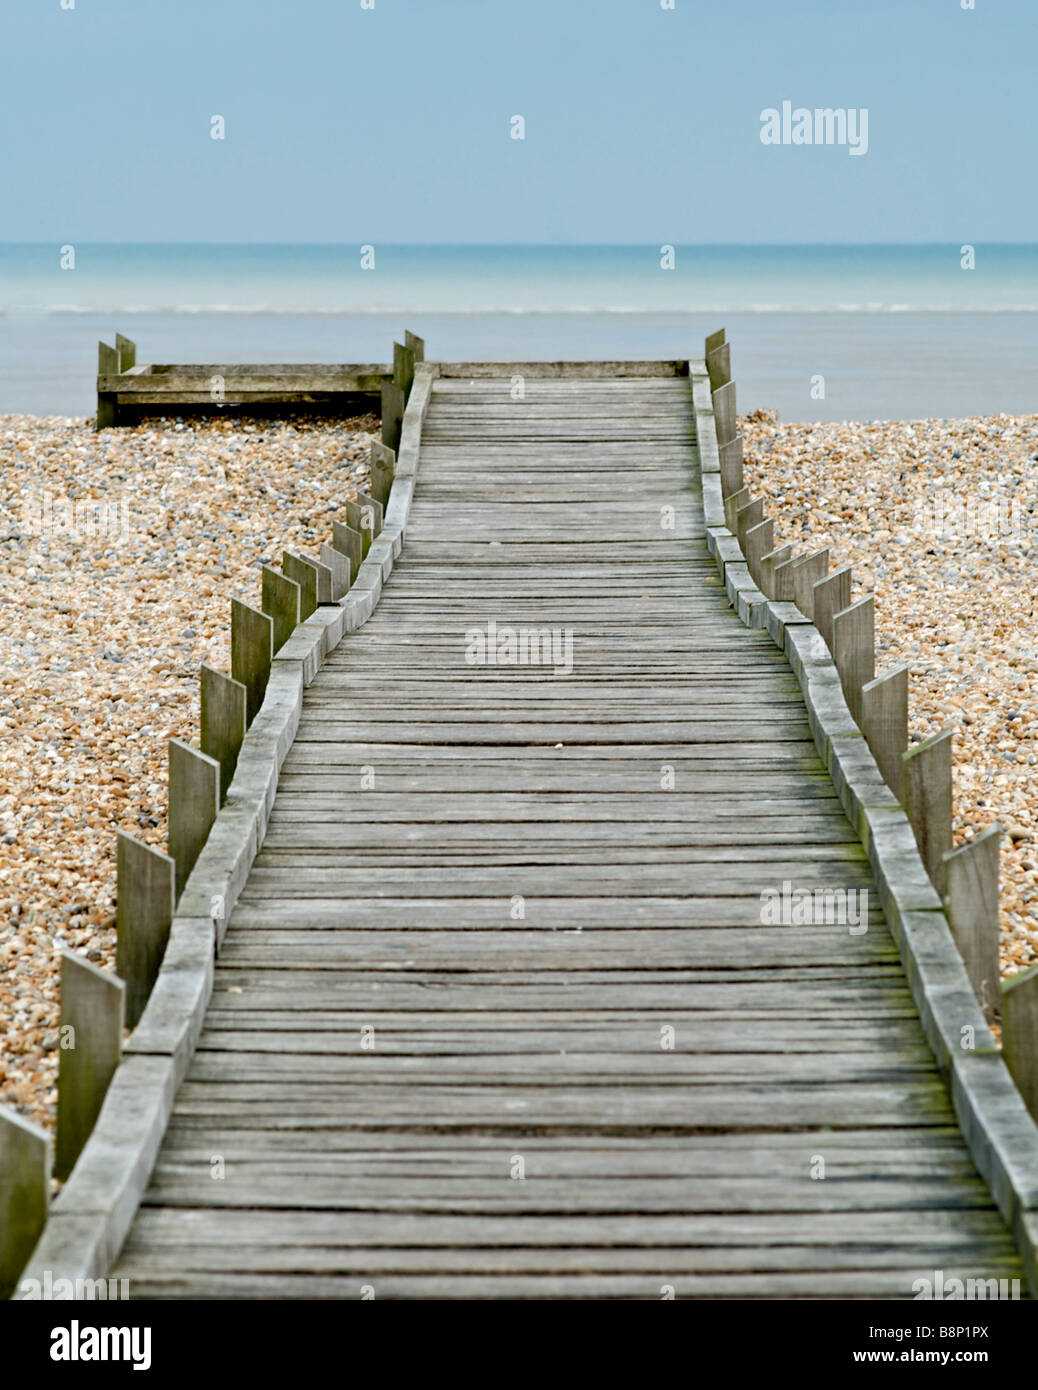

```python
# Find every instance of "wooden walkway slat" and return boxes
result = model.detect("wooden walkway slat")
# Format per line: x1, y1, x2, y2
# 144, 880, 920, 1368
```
109, 370, 1024, 1299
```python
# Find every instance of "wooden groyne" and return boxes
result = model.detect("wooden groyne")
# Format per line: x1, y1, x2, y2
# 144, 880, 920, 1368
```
3, 337, 1038, 1299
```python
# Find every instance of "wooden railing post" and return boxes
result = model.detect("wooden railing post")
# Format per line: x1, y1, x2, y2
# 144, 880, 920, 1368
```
168, 740, 220, 899
332, 519, 363, 575
115, 333, 136, 372
712, 379, 737, 447
744, 519, 773, 588
944, 825, 1002, 1024
381, 380, 405, 454
297, 551, 335, 604
319, 542, 350, 600
393, 341, 415, 401
346, 492, 383, 559
404, 329, 425, 364
706, 340, 731, 393
96, 340, 119, 430
734, 497, 764, 549
231, 599, 273, 725
862, 663, 908, 801
903, 727, 954, 893
0, 1107, 50, 1298
116, 831, 176, 1029
369, 442, 396, 509
812, 567, 852, 653
55, 952, 125, 1180
282, 552, 319, 621
704, 328, 726, 357
723, 485, 751, 536
832, 595, 875, 726
792, 548, 829, 620
200, 663, 247, 803
718, 437, 744, 499
1002, 963, 1038, 1122
261, 567, 301, 653
759, 544, 793, 600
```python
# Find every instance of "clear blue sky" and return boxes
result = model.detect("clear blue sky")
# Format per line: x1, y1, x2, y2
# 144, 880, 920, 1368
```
0, 0, 1031, 243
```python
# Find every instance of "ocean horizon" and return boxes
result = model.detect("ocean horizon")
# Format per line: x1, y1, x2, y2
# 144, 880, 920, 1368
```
3, 243, 1037, 420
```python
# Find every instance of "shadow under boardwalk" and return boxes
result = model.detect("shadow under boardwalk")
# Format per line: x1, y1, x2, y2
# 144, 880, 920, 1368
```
112, 371, 1023, 1298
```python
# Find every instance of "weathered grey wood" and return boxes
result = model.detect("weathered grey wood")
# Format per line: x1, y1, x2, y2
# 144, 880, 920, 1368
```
734, 497, 764, 550
200, 663, 247, 804
759, 545, 793, 600
718, 437, 743, 499
723, 485, 751, 535
56, 952, 125, 1180
168, 740, 220, 899
369, 442, 396, 509
704, 328, 726, 357
944, 826, 1002, 1025
101, 365, 1028, 1301
811, 566, 851, 653
903, 727, 954, 893
282, 552, 318, 621
706, 341, 731, 393
770, 554, 798, 603
116, 831, 176, 1030
743, 519, 774, 587
96, 341, 119, 429
0, 1108, 50, 1299
345, 492, 383, 557
319, 542, 350, 601
381, 380, 406, 454
1002, 963, 1038, 1123
405, 330, 425, 364
792, 549, 829, 620
261, 566, 301, 654
393, 341, 415, 400
297, 553, 334, 605
115, 333, 136, 372
231, 599, 273, 725
832, 595, 875, 726
331, 520, 363, 575
712, 380, 736, 446
862, 664, 909, 802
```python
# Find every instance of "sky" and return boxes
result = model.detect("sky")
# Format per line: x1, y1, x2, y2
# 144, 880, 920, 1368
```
0, 0, 1032, 244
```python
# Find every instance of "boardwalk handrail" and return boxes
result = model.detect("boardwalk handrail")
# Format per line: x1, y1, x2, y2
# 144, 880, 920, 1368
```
5, 342, 435, 1295
695, 332, 1038, 1293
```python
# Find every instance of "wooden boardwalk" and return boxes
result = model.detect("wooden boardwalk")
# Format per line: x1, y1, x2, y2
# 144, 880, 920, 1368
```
111, 368, 1023, 1298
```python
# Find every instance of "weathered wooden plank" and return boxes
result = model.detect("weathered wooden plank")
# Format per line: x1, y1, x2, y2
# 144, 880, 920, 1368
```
903, 727, 954, 893
261, 566, 301, 654
944, 826, 1002, 1024
200, 664, 247, 804
168, 740, 220, 899
230, 599, 273, 725
0, 1108, 50, 1299
116, 831, 176, 1030
55, 952, 125, 1180
862, 664, 909, 801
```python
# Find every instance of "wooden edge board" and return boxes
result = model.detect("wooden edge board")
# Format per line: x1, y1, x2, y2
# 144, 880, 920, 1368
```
15, 369, 438, 1293
706, 423, 1038, 1295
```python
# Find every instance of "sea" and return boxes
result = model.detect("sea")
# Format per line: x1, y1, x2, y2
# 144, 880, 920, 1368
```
2, 243, 1037, 421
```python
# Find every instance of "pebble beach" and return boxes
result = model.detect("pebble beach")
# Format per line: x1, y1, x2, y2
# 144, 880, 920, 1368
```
0, 413, 376, 1132
741, 409, 1038, 983
1, 407, 1036, 1137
